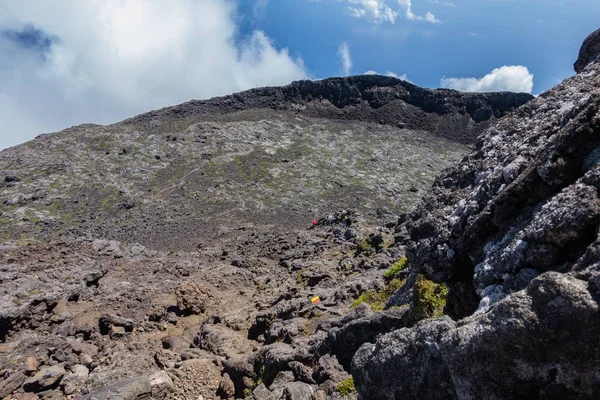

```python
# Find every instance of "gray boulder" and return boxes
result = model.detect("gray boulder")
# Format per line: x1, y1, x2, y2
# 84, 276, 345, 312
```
22, 365, 65, 393
352, 273, 600, 399
283, 381, 315, 400
80, 376, 152, 400
194, 322, 255, 359
0, 371, 26, 398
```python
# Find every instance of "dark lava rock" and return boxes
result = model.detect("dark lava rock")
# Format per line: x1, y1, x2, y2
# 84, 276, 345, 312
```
575, 28, 600, 73
353, 273, 600, 400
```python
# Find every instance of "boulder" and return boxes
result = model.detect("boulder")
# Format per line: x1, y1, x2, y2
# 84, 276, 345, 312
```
99, 314, 135, 335
352, 273, 600, 399
217, 373, 235, 398
80, 376, 152, 400
575, 28, 600, 73
149, 371, 174, 400
268, 371, 295, 391
22, 365, 65, 393
282, 381, 315, 400
194, 323, 255, 359
176, 282, 217, 315
323, 308, 407, 369
0, 370, 27, 398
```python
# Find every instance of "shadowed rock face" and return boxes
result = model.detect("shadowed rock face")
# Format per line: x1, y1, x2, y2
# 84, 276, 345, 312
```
353, 28, 600, 400
575, 28, 600, 73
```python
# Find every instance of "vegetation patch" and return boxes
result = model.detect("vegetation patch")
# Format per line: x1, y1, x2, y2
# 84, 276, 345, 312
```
335, 377, 356, 396
351, 278, 405, 311
384, 257, 408, 280
406, 274, 449, 325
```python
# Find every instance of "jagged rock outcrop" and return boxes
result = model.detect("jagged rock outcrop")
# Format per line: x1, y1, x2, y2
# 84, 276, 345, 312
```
352, 28, 600, 399
575, 28, 600, 73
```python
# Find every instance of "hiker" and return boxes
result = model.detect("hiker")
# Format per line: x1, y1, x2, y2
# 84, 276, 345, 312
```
312, 218, 317, 226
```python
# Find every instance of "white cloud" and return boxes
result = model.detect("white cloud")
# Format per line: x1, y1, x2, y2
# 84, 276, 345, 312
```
398, 0, 440, 23
342, 0, 438, 24
440, 66, 534, 93
385, 71, 412, 82
338, 42, 352, 76
426, 0, 456, 7
347, 0, 398, 23
363, 70, 411, 82
0, 0, 308, 149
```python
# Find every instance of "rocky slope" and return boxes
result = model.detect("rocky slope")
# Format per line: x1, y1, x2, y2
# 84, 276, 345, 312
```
0, 43, 548, 400
0, 75, 530, 252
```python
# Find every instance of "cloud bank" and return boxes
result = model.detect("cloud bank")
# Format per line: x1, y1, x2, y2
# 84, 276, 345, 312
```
0, 0, 308, 149
440, 66, 534, 93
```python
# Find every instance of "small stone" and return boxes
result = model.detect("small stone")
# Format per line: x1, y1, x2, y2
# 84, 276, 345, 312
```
71, 365, 89, 380
315, 390, 328, 400
79, 354, 93, 367
25, 356, 39, 374
99, 314, 134, 334
110, 325, 126, 339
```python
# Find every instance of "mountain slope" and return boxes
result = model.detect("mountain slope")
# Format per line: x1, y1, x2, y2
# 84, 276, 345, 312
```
0, 76, 531, 251
0, 74, 538, 398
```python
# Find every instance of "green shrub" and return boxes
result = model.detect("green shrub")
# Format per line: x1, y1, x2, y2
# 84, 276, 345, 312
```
406, 275, 448, 325
350, 279, 405, 311
336, 377, 356, 396
384, 257, 408, 280
358, 238, 371, 252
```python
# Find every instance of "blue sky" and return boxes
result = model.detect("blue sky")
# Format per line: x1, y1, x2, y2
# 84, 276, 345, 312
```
0, 0, 598, 149
238, 0, 598, 93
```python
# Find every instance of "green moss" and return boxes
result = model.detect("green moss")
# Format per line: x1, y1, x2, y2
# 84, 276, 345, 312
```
27, 289, 41, 296
243, 388, 252, 397
384, 257, 408, 280
406, 275, 449, 325
335, 377, 356, 396
351, 278, 405, 311
12, 298, 21, 305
